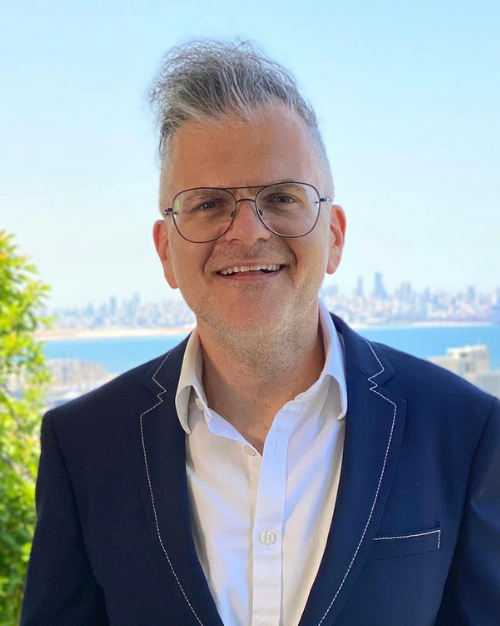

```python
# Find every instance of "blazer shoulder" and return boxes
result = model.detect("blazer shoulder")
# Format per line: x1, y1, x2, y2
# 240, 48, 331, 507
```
373, 340, 496, 411
45, 352, 170, 430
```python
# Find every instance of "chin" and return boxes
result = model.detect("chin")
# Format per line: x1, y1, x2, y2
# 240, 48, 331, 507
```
196, 303, 285, 338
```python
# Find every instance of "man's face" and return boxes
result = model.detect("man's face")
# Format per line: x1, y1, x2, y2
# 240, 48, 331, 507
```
153, 103, 346, 339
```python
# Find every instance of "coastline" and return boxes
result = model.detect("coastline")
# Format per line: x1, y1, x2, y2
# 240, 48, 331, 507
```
36, 321, 493, 341
354, 321, 493, 331
36, 325, 195, 342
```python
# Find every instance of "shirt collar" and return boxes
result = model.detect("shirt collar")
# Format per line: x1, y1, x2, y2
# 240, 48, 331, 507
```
176, 329, 206, 434
175, 299, 348, 434
317, 299, 348, 419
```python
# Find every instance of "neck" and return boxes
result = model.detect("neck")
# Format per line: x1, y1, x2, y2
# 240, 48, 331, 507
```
197, 304, 325, 451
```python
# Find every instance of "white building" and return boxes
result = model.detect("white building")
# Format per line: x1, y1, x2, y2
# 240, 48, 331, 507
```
429, 344, 500, 399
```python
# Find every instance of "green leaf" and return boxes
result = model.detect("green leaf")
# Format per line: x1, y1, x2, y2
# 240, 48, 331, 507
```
0, 230, 50, 625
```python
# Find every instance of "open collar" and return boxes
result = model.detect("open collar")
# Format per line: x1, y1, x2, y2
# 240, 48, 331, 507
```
135, 313, 405, 626
173, 299, 348, 434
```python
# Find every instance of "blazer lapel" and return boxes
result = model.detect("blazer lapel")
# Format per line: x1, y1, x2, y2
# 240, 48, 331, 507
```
129, 316, 406, 626
130, 337, 224, 626
299, 316, 407, 626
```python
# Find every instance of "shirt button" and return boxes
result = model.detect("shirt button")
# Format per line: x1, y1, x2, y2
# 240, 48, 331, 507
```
260, 530, 276, 545
195, 397, 203, 411
244, 445, 257, 456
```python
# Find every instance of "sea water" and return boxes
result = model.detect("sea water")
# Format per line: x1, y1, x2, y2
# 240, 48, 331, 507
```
42, 324, 500, 375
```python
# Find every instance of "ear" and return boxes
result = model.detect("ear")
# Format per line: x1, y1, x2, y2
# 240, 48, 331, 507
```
326, 205, 346, 275
153, 220, 178, 289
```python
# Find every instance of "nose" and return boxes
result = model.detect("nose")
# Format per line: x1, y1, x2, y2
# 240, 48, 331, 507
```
222, 198, 272, 244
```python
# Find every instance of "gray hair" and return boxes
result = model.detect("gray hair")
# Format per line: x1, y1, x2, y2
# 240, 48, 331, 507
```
150, 39, 333, 195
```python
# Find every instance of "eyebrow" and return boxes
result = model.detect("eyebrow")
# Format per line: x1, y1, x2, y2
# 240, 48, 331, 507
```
223, 179, 299, 192
170, 179, 303, 202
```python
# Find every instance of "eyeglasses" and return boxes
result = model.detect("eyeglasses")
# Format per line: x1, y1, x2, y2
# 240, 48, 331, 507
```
163, 181, 330, 243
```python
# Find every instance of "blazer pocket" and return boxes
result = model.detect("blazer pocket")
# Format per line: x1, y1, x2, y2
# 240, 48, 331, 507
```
366, 528, 441, 561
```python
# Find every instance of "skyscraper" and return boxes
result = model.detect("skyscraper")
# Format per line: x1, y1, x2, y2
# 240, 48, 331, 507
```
354, 276, 364, 298
374, 272, 388, 300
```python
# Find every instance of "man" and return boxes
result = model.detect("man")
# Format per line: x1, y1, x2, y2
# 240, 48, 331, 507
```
21, 41, 500, 626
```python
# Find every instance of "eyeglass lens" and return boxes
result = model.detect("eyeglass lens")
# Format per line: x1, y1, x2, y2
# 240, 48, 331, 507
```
171, 182, 320, 243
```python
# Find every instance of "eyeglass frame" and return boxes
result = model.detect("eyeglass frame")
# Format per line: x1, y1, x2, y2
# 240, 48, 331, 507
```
162, 181, 331, 244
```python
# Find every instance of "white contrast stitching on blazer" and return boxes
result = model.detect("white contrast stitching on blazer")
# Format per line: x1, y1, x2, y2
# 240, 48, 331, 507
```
374, 529, 441, 549
140, 350, 205, 626
317, 340, 397, 626
142, 340, 397, 626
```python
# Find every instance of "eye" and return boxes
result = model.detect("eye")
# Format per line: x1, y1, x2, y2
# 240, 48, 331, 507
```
262, 193, 299, 206
194, 200, 217, 211
190, 197, 227, 213
274, 194, 295, 203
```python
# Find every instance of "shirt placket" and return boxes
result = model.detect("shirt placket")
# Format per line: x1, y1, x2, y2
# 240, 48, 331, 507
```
251, 418, 291, 626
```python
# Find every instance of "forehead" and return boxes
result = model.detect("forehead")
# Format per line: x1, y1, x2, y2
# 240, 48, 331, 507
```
165, 104, 320, 197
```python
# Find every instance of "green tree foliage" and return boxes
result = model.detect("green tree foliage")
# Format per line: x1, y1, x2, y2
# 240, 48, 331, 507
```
0, 231, 51, 625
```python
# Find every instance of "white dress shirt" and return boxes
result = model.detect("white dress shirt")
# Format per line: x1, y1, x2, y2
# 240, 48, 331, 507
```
175, 301, 347, 626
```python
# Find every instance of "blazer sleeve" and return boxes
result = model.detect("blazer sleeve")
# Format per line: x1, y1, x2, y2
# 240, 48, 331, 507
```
436, 397, 500, 626
20, 411, 109, 626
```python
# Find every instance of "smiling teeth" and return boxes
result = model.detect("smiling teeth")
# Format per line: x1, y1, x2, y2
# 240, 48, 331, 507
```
219, 264, 281, 275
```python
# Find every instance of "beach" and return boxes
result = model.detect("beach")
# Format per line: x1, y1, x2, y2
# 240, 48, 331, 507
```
35, 320, 492, 341
35, 325, 196, 342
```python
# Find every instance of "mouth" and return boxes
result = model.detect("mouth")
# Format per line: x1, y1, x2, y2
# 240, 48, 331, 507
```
216, 263, 286, 279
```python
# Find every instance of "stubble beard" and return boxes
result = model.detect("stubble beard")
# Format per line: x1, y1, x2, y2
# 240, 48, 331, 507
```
192, 279, 322, 381
173, 236, 328, 379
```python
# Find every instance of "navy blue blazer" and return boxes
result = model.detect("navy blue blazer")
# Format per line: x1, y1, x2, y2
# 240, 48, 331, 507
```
20, 315, 500, 626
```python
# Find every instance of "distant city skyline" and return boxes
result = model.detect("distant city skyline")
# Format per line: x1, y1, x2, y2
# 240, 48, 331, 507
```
45, 274, 500, 331
2, 1, 499, 308
49, 274, 500, 308
37, 278, 500, 408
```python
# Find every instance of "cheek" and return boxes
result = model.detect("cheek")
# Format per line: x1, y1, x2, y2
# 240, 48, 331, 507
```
293, 243, 328, 282
169, 243, 211, 290
169, 251, 190, 288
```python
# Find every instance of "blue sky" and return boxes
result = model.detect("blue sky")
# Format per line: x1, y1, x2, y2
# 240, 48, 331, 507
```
2, 0, 499, 307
